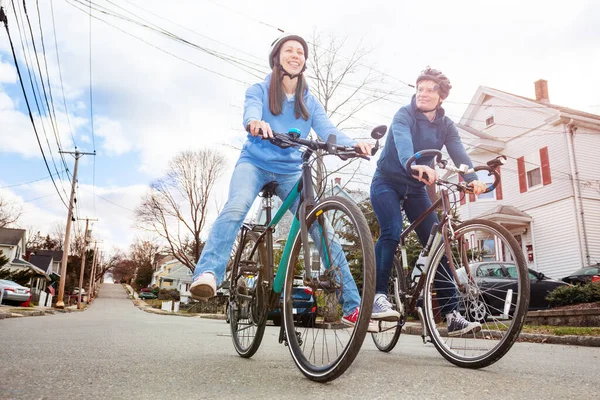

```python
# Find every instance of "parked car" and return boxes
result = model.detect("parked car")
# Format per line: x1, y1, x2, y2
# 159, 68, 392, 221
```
140, 287, 154, 293
72, 288, 87, 295
457, 262, 569, 322
267, 276, 317, 327
139, 291, 157, 300
0, 280, 31, 303
561, 265, 600, 285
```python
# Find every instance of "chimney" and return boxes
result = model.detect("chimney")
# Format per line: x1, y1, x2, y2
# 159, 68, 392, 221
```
534, 79, 549, 103
334, 177, 341, 185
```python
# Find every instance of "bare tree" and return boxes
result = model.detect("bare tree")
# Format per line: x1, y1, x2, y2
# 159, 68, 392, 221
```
94, 249, 124, 282
307, 31, 400, 192
135, 149, 227, 272
0, 196, 22, 228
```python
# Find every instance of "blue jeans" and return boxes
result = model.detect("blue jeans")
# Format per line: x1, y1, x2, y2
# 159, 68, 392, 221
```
194, 161, 361, 315
370, 177, 457, 316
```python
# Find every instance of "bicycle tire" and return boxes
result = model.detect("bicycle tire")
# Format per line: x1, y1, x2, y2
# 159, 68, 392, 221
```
372, 256, 404, 352
422, 219, 530, 368
282, 196, 376, 382
229, 230, 268, 358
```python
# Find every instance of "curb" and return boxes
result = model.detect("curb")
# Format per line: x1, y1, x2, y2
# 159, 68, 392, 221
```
401, 322, 600, 347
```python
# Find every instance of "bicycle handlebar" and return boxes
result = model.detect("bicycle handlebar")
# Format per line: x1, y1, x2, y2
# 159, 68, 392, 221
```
405, 149, 505, 194
256, 129, 372, 161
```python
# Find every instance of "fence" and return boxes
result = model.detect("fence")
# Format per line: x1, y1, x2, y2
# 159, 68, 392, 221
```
161, 300, 180, 313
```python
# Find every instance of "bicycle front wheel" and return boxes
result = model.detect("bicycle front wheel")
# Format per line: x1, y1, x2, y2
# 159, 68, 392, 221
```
282, 196, 375, 382
423, 219, 530, 368
372, 256, 404, 352
229, 230, 267, 358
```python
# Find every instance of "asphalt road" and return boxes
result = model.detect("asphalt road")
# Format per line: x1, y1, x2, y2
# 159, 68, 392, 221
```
0, 284, 598, 399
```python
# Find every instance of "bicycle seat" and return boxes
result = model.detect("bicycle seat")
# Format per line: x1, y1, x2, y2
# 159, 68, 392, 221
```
259, 181, 279, 198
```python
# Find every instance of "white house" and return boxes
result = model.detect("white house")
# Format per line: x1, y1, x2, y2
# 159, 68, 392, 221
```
455, 80, 600, 279
0, 228, 50, 303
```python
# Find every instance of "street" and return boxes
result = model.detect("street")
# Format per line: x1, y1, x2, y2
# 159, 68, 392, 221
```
1, 284, 598, 399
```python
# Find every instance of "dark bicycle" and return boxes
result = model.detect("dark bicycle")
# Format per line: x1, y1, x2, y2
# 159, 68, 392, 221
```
227, 126, 386, 382
371, 150, 530, 368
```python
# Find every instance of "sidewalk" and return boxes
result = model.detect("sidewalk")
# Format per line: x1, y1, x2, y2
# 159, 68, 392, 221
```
0, 303, 85, 319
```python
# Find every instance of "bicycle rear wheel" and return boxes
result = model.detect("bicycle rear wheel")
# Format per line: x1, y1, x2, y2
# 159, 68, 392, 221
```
229, 230, 268, 358
422, 219, 530, 368
372, 256, 404, 352
282, 196, 375, 382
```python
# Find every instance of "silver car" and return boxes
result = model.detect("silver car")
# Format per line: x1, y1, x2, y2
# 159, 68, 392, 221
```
0, 279, 31, 303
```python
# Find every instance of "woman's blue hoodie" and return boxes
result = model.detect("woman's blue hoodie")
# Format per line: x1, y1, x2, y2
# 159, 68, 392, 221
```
373, 95, 477, 186
239, 74, 355, 174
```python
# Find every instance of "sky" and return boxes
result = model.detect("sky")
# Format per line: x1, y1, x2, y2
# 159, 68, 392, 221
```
1, 0, 599, 258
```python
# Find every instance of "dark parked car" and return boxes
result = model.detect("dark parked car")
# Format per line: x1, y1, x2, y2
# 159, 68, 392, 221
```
561, 265, 600, 285
268, 277, 316, 327
457, 262, 569, 322
139, 291, 157, 300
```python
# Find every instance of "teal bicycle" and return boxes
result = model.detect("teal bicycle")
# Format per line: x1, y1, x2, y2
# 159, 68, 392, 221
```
227, 126, 386, 382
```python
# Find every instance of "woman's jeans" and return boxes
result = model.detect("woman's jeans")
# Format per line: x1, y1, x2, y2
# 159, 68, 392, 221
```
194, 161, 361, 315
370, 177, 457, 317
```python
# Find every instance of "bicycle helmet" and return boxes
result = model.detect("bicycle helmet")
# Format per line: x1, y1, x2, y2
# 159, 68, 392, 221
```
416, 66, 452, 99
269, 33, 308, 73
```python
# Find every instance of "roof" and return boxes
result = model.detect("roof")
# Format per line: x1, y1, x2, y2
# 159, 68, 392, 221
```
9, 258, 49, 277
33, 249, 64, 261
29, 255, 54, 274
0, 228, 26, 246
484, 86, 600, 121
478, 205, 532, 220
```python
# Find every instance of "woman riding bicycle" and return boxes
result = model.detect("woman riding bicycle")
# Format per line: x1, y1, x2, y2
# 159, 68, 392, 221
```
370, 66, 486, 336
190, 33, 375, 330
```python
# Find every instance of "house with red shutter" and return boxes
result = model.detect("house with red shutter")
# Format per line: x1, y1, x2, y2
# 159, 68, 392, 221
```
454, 80, 600, 279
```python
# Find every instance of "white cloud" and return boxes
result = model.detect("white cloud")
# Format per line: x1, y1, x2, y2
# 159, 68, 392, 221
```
94, 116, 132, 156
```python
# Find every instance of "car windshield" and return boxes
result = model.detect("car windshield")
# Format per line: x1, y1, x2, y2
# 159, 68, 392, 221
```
569, 267, 600, 276
505, 265, 538, 280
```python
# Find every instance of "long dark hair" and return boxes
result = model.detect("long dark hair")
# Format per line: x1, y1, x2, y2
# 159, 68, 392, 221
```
268, 66, 310, 121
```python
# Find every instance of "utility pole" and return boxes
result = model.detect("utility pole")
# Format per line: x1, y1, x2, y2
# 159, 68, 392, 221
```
77, 218, 97, 309
55, 150, 95, 309
87, 240, 101, 303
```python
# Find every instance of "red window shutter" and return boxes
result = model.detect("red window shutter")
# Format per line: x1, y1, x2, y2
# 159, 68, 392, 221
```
517, 156, 527, 193
540, 147, 552, 185
458, 175, 466, 205
495, 167, 503, 200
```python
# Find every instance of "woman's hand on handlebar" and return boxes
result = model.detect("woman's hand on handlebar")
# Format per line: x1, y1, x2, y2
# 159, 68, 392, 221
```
411, 165, 437, 185
354, 141, 373, 156
467, 180, 487, 195
247, 120, 273, 139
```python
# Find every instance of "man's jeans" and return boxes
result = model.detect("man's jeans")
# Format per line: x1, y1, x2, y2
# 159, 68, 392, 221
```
370, 177, 457, 316
194, 161, 361, 315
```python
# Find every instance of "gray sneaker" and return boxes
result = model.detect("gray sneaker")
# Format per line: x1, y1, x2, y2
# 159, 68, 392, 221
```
371, 293, 400, 321
446, 310, 481, 336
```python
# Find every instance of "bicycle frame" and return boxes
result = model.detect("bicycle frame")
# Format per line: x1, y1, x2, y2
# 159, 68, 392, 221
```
396, 186, 471, 314
232, 148, 333, 302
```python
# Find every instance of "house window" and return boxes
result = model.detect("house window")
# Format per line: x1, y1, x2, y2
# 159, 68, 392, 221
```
485, 116, 495, 127
524, 151, 542, 189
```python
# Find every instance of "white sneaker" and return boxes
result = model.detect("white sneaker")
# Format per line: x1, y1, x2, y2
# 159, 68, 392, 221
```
371, 293, 400, 321
446, 310, 481, 337
190, 272, 217, 301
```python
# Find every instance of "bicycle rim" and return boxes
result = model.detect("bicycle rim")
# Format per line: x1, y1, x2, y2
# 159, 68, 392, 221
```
372, 257, 403, 352
282, 196, 375, 382
230, 230, 267, 358
423, 219, 530, 368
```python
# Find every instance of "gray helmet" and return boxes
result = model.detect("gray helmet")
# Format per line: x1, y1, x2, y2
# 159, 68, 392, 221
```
416, 66, 452, 99
269, 34, 308, 71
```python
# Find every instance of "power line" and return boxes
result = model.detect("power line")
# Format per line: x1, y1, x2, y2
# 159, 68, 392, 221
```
49, 0, 76, 149
0, 170, 66, 188
1, 3, 69, 209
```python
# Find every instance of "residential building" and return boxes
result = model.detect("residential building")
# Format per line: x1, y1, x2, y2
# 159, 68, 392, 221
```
455, 80, 600, 279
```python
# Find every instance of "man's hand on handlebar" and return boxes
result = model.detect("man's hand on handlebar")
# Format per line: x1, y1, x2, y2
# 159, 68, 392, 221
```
247, 120, 273, 139
411, 165, 437, 185
354, 142, 373, 156
467, 180, 487, 195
